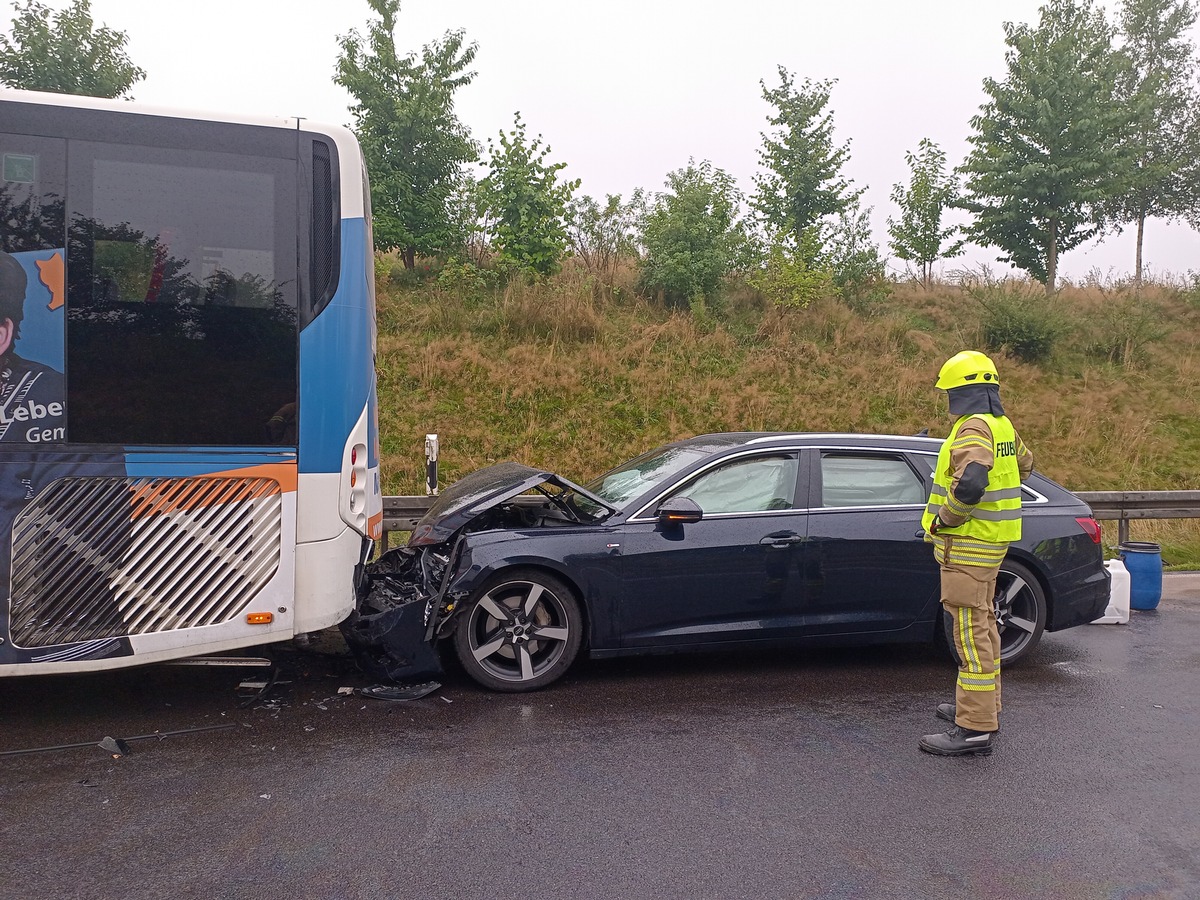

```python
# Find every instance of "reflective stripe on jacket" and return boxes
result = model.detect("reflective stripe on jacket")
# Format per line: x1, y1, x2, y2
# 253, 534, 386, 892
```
922, 413, 1022, 549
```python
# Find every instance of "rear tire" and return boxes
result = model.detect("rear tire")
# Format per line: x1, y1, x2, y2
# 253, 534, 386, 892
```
938, 558, 1048, 667
993, 559, 1047, 665
453, 569, 583, 692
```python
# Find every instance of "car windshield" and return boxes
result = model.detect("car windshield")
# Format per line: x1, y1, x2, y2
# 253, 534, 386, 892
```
582, 445, 711, 509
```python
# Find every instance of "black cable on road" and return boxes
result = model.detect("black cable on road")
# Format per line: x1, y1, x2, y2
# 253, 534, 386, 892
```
0, 723, 237, 758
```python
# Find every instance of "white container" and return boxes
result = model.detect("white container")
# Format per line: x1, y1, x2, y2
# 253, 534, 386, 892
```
1091, 559, 1131, 625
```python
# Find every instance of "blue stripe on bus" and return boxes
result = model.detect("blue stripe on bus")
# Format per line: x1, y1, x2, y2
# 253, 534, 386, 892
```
299, 217, 374, 475
123, 450, 296, 477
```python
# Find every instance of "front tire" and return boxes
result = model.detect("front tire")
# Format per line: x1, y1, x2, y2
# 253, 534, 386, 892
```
453, 569, 583, 692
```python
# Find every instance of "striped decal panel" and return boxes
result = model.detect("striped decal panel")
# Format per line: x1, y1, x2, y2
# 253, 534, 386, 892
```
9, 476, 282, 648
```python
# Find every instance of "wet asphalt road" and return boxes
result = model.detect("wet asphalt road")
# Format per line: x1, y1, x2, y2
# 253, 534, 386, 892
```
1, 579, 1198, 900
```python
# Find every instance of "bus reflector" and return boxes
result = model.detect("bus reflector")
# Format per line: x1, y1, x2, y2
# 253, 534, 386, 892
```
246, 612, 274, 625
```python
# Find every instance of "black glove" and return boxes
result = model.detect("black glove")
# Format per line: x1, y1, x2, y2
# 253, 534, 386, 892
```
928, 515, 944, 536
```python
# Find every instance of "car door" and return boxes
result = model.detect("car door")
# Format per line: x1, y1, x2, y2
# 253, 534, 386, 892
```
799, 447, 940, 635
616, 451, 807, 648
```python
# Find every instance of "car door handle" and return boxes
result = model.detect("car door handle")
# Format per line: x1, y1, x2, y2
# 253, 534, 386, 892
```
760, 532, 804, 547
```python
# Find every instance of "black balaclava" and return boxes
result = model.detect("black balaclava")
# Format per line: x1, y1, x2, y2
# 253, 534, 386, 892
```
946, 383, 1005, 417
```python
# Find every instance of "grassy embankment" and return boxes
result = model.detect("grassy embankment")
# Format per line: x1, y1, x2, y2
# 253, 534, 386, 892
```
373, 256, 1200, 567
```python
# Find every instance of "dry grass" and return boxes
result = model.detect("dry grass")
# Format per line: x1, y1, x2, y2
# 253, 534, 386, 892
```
374, 263, 1200, 562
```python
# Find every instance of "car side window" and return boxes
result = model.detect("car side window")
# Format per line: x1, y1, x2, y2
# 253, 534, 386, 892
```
669, 454, 798, 514
820, 454, 926, 508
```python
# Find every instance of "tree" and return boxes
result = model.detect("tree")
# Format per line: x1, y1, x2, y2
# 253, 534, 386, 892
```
753, 67, 862, 241
957, 0, 1132, 293
336, 0, 478, 267
1109, 0, 1200, 290
565, 191, 645, 287
638, 160, 751, 308
476, 113, 579, 278
0, 0, 144, 98
888, 139, 965, 289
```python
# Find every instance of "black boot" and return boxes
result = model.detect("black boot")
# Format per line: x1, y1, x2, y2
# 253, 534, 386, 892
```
935, 702, 1000, 733
919, 725, 995, 756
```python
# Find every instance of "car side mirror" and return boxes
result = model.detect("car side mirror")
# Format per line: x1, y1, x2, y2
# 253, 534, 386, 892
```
656, 497, 703, 526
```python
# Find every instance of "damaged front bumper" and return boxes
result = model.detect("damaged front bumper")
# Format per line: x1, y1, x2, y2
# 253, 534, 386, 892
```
339, 541, 467, 683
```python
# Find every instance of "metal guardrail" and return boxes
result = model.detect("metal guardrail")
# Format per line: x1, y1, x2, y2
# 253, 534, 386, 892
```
379, 496, 434, 550
382, 491, 1200, 549
1075, 491, 1200, 545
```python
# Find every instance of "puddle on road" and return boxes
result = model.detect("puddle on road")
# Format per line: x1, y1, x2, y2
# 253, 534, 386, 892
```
1047, 660, 1096, 678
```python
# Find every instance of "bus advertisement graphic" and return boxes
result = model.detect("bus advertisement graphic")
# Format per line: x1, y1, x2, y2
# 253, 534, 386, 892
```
0, 248, 65, 444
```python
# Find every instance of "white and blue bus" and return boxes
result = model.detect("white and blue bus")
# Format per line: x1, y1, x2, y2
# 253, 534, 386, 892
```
0, 88, 382, 675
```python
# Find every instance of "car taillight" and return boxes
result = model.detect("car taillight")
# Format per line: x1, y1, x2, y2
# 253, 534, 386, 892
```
1076, 517, 1102, 544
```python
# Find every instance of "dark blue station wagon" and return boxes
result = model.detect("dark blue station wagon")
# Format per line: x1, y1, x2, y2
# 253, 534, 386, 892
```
349, 433, 1110, 692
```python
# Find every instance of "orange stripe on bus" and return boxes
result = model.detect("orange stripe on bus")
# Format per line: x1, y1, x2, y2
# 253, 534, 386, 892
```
128, 463, 297, 520
207, 463, 298, 493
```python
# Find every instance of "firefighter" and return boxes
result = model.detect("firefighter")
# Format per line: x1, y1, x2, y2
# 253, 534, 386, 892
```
919, 350, 1033, 756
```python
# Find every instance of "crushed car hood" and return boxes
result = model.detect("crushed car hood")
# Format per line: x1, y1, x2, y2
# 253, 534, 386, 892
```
408, 461, 616, 546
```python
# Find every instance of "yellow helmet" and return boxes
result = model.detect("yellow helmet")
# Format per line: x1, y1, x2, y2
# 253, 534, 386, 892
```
936, 350, 999, 390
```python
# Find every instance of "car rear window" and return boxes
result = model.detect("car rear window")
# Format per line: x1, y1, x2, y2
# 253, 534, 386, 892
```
820, 453, 927, 507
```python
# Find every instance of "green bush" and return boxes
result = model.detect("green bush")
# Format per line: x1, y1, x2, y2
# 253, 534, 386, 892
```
1085, 296, 1169, 367
436, 257, 494, 299
826, 202, 892, 313
970, 282, 1066, 363
1180, 271, 1200, 308
637, 160, 751, 309
748, 228, 833, 310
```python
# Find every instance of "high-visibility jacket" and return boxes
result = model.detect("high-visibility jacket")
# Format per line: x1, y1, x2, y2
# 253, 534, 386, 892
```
922, 413, 1023, 549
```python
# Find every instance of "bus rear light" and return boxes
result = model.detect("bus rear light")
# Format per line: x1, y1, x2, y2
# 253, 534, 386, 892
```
246, 612, 274, 625
340, 407, 378, 538
1075, 517, 1102, 544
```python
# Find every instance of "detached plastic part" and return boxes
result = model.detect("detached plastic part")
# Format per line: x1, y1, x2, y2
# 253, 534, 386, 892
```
98, 736, 132, 758
359, 681, 441, 701
1091, 559, 1131, 625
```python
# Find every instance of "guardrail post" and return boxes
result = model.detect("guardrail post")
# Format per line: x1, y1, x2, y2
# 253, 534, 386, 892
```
425, 434, 439, 496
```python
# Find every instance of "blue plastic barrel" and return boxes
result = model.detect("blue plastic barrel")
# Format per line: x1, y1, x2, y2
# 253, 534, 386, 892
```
1119, 542, 1163, 611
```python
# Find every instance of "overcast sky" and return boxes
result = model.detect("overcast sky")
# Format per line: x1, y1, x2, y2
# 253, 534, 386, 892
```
4, 0, 1199, 282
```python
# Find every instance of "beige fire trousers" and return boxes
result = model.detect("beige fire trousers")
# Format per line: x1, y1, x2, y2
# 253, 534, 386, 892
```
940, 558, 1002, 733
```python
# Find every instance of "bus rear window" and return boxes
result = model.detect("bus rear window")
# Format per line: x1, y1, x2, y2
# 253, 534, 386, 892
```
67, 142, 298, 446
